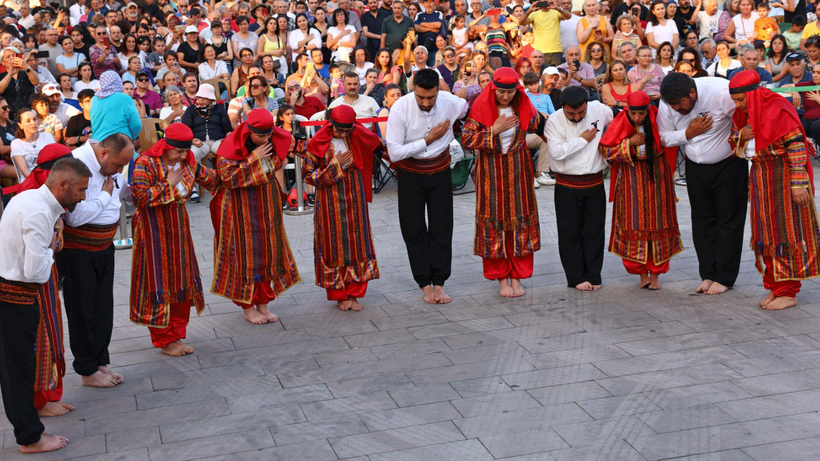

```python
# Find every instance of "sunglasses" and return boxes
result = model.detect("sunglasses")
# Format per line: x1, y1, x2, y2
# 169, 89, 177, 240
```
96, 32, 108, 36
443, 53, 455, 58
250, 83, 267, 89
0, 106, 8, 111
137, 77, 150, 82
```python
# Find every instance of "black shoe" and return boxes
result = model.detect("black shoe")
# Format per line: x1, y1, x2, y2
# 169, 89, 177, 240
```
190, 190, 201, 203
307, 193, 315, 206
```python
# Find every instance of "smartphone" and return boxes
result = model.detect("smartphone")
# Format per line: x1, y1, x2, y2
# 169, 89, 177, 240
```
631, 6, 640, 15
573, 59, 581, 69
536, 1, 550, 7
175, 24, 185, 33
102, 36, 110, 47
36, 50, 49, 59
486, 8, 501, 15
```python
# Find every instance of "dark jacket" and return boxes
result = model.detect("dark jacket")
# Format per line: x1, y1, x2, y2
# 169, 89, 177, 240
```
181, 103, 232, 141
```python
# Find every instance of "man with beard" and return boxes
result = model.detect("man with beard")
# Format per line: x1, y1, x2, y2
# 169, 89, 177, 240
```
544, 86, 613, 291
287, 52, 330, 106
385, 68, 469, 304
0, 157, 90, 455
658, 73, 746, 295
361, 0, 390, 59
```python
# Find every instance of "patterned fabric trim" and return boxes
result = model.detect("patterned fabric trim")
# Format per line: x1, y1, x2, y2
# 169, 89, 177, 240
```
555, 172, 604, 189
63, 223, 118, 251
395, 150, 450, 174
0, 277, 40, 305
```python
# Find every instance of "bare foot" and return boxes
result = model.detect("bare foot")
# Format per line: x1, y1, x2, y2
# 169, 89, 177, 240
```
422, 285, 438, 304
243, 307, 269, 324
81, 371, 118, 388
256, 304, 279, 323
639, 273, 650, 289
760, 290, 777, 307
510, 278, 526, 297
705, 282, 729, 295
98, 365, 124, 384
349, 298, 363, 311
160, 340, 189, 357
648, 274, 660, 290
499, 279, 515, 298
37, 401, 74, 417
337, 299, 353, 311
19, 433, 68, 454
591, 284, 602, 290
696, 279, 713, 293
434, 285, 451, 304
575, 281, 593, 291
762, 296, 797, 310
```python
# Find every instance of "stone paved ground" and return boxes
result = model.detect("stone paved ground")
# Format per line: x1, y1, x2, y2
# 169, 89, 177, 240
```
5, 172, 820, 461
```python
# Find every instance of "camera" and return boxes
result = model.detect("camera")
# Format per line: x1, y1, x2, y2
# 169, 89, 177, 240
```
573, 59, 581, 69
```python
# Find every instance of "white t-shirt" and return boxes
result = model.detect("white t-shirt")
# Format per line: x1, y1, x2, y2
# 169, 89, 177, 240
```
159, 106, 183, 124
560, 14, 581, 51
697, 11, 721, 40
328, 25, 357, 62
732, 12, 759, 43
498, 107, 516, 154
331, 137, 350, 167
355, 62, 374, 85
11, 132, 56, 173
73, 79, 101, 93
646, 20, 679, 47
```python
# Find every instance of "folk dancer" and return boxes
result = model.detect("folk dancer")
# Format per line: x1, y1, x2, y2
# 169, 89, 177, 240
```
385, 68, 469, 304
0, 158, 90, 453
130, 124, 221, 356
210, 109, 302, 324
599, 91, 684, 290
461, 67, 546, 298
544, 86, 614, 291
728, 70, 820, 310
57, 133, 134, 388
302, 105, 383, 311
658, 74, 748, 295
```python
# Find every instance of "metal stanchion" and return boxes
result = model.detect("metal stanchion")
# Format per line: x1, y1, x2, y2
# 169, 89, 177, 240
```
284, 155, 313, 216
113, 203, 133, 249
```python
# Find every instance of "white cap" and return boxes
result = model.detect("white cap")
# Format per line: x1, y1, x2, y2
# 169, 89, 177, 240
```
42, 83, 61, 97
542, 66, 559, 76
185, 25, 198, 34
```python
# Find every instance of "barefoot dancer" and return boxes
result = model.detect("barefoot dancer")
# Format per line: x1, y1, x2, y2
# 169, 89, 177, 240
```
385, 68, 468, 304
461, 67, 545, 298
5, 145, 77, 418
545, 86, 614, 291
130, 124, 221, 356
302, 105, 382, 311
57, 133, 133, 389
211, 109, 302, 324
658, 74, 748, 295
599, 91, 684, 290
728, 70, 820, 311
0, 158, 90, 454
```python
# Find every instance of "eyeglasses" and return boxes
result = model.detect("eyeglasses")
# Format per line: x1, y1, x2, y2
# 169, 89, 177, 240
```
443, 53, 455, 58
96, 32, 108, 36
0, 106, 9, 111
590, 48, 602, 52
137, 77, 150, 82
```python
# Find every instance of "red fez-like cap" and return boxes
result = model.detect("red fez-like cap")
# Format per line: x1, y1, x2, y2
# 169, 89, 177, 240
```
492, 67, 520, 89
330, 105, 356, 129
164, 123, 194, 149
626, 91, 651, 111
247, 108, 274, 134
37, 143, 72, 165
729, 69, 761, 94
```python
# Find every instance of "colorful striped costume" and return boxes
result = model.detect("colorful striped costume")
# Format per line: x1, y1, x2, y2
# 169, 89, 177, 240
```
34, 253, 64, 399
461, 111, 541, 261
211, 144, 301, 305
302, 140, 379, 294
600, 134, 683, 268
129, 156, 221, 328
730, 127, 820, 282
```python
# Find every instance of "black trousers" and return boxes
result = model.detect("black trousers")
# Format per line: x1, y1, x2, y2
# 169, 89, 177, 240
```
801, 118, 820, 143
56, 245, 115, 376
0, 299, 44, 446
685, 156, 748, 287
397, 168, 453, 288
554, 183, 606, 287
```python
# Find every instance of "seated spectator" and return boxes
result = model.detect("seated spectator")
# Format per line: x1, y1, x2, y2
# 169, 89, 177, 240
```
160, 71, 181, 93
674, 59, 698, 76
541, 66, 563, 109
376, 83, 402, 138
160, 85, 186, 125
602, 59, 636, 109
706, 40, 740, 78
286, 52, 330, 105
765, 35, 790, 83
404, 45, 449, 91
133, 69, 162, 116
10, 109, 55, 178
453, 58, 481, 104
584, 41, 610, 78
699, 38, 717, 68
359, 67, 385, 106
779, 51, 812, 86
58, 74, 80, 110
182, 83, 232, 168
618, 41, 638, 70
612, 14, 643, 60
90, 24, 121, 78
0, 97, 14, 180
230, 47, 255, 96
43, 83, 80, 127
805, 36, 820, 68
628, 45, 664, 100
557, 46, 597, 98
56, 35, 86, 83
121, 55, 142, 84
373, 47, 402, 86
73, 61, 100, 92
156, 52, 184, 82
180, 71, 199, 106
198, 44, 230, 82
656, 41, 675, 74
146, 37, 167, 75
30, 93, 63, 143
728, 47, 773, 83
65, 89, 95, 149
260, 55, 283, 88
678, 47, 709, 77
682, 29, 699, 52
437, 46, 460, 91
227, 66, 262, 128
515, 57, 534, 85
241, 75, 279, 116
782, 14, 805, 51
328, 71, 380, 130
286, 79, 326, 118
28, 52, 56, 86
798, 63, 820, 141
353, 46, 374, 84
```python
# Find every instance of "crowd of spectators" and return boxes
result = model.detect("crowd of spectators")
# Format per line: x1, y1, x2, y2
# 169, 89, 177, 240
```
3, 0, 820, 197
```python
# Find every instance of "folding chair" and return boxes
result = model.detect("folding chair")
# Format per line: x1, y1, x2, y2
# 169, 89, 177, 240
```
137, 118, 164, 154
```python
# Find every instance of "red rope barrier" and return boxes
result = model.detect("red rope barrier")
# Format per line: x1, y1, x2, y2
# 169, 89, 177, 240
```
299, 116, 390, 126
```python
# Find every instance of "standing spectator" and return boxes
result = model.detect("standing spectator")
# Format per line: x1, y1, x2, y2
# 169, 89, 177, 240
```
610, 0, 649, 25
559, 0, 582, 53
612, 14, 643, 59
38, 28, 61, 76
361, 0, 389, 59
328, 9, 359, 62
90, 24, 121, 78
89, 71, 142, 144
257, 17, 288, 76
519, 0, 572, 66
577, 0, 614, 57
415, 0, 445, 67
646, 0, 679, 51
628, 45, 665, 100
381, 1, 413, 62
288, 13, 321, 61
230, 16, 259, 68
207, 21, 234, 69
0, 48, 39, 121
674, 0, 699, 33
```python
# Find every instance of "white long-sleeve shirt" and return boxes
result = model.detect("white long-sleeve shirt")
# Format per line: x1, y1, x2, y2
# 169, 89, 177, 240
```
545, 100, 614, 175
64, 141, 124, 228
658, 77, 736, 165
0, 185, 64, 284
385, 91, 469, 162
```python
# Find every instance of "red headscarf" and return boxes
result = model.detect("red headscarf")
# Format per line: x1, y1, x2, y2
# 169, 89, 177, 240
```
307, 105, 382, 202
142, 123, 196, 165
5, 143, 73, 194
217, 108, 294, 161
729, 69, 815, 188
599, 91, 677, 202
468, 66, 537, 131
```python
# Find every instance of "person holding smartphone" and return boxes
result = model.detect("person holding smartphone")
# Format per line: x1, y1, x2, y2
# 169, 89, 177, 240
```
89, 24, 120, 79
0, 47, 40, 120
518, 0, 572, 67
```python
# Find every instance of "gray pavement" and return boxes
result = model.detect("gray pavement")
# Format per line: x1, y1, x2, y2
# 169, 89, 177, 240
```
4, 173, 820, 461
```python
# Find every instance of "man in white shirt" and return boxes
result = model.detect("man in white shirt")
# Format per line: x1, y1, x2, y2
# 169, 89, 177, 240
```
329, 71, 380, 129
70, 0, 87, 26
55, 133, 133, 390
18, 4, 34, 29
386, 68, 469, 305
0, 158, 90, 455
658, 74, 747, 295
545, 86, 613, 291
43, 84, 80, 127
559, 0, 581, 51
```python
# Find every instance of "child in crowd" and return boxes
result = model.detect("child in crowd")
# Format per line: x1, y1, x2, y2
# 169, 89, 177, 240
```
783, 14, 806, 50
450, 15, 472, 60
753, 2, 778, 48
329, 63, 344, 100
523, 71, 555, 116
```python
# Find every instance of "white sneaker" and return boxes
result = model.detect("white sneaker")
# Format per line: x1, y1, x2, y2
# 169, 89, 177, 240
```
537, 173, 556, 186
533, 178, 541, 189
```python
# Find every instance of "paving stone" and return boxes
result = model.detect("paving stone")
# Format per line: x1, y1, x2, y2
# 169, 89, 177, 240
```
527, 381, 613, 406
359, 401, 462, 431
523, 345, 633, 369
714, 388, 820, 421
105, 426, 161, 452
592, 346, 747, 378
70, 448, 151, 461
149, 428, 275, 460
368, 337, 452, 360
576, 394, 663, 420
196, 338, 347, 369
279, 353, 452, 388
641, 382, 753, 410
549, 439, 649, 461
454, 403, 592, 438
367, 439, 494, 461
388, 384, 462, 407
328, 421, 465, 458
450, 390, 541, 417
478, 428, 569, 458
159, 405, 306, 443
739, 436, 820, 461
407, 354, 536, 386
722, 349, 820, 378
450, 376, 515, 398
371, 311, 450, 331
729, 368, 820, 397
85, 399, 231, 435
659, 450, 755, 461
300, 391, 398, 421
636, 404, 738, 433
270, 415, 369, 446
500, 363, 608, 390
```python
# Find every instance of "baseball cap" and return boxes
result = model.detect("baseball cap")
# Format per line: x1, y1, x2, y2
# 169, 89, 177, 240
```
786, 51, 805, 62
135, 70, 150, 79
185, 25, 198, 34
42, 83, 60, 96
542, 66, 560, 76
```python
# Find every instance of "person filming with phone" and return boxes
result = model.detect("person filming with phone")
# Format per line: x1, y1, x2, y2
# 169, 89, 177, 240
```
89, 24, 121, 79
519, 0, 572, 67
0, 47, 40, 120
